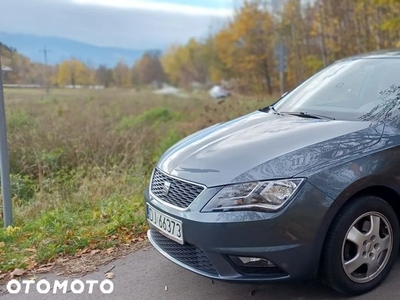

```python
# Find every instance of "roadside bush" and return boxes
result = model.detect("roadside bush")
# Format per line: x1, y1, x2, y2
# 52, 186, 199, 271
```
7, 110, 35, 133
135, 107, 181, 124
10, 174, 36, 203
117, 107, 181, 131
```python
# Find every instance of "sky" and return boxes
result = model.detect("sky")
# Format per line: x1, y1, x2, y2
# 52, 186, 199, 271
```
0, 0, 234, 50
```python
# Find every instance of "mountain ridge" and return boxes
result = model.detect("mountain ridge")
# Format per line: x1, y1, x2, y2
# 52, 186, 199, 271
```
0, 32, 146, 67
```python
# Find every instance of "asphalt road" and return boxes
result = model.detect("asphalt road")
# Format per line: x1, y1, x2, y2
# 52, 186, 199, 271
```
2, 244, 400, 300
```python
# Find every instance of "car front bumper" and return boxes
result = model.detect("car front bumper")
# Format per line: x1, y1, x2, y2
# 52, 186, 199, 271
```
145, 181, 335, 282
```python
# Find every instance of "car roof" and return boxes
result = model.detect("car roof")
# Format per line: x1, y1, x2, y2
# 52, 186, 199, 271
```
341, 49, 400, 61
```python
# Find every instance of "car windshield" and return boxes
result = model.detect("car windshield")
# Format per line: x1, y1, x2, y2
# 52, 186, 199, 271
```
274, 58, 400, 121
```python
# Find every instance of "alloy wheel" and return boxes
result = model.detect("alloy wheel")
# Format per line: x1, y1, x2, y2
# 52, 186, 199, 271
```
341, 212, 393, 283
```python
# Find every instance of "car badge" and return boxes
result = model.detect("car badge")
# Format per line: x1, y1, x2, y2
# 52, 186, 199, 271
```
163, 181, 171, 196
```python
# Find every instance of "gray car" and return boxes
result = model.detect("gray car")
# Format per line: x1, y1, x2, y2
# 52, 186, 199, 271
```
145, 50, 400, 295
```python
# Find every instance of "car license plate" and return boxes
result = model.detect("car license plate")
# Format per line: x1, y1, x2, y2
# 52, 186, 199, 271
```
147, 204, 183, 244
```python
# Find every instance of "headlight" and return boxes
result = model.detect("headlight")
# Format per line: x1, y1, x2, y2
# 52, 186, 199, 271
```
202, 179, 305, 212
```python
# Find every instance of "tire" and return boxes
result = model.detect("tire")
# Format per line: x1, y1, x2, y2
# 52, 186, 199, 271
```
322, 195, 399, 295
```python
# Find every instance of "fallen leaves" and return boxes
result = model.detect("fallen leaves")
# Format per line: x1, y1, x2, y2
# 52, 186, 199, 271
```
78, 248, 92, 255
55, 257, 70, 264
10, 268, 26, 278
106, 248, 115, 255
132, 237, 145, 243
0, 233, 148, 282
90, 249, 101, 256
26, 259, 37, 270
36, 265, 54, 274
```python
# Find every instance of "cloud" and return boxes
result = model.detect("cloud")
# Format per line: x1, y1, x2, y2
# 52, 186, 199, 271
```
0, 0, 230, 50
73, 0, 233, 17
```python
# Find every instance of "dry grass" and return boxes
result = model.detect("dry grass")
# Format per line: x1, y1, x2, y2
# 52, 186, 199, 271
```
0, 87, 275, 273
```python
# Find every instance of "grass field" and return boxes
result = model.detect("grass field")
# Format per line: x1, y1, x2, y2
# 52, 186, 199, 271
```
0, 88, 275, 272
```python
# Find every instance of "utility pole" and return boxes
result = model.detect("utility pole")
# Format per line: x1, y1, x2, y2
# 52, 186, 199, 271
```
275, 41, 288, 96
39, 46, 51, 94
271, 2, 287, 96
0, 55, 13, 227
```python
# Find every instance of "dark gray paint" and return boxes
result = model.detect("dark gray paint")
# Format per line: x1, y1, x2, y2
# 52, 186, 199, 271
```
147, 52, 400, 283
157, 112, 382, 186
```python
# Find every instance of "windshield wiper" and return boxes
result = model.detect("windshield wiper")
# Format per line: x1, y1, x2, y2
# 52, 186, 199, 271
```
259, 105, 279, 114
283, 111, 336, 120
269, 105, 278, 113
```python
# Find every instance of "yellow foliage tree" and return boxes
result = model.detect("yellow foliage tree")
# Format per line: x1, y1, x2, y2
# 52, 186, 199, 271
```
162, 38, 218, 88
57, 59, 94, 87
215, 1, 275, 93
160, 0, 400, 94
113, 60, 131, 88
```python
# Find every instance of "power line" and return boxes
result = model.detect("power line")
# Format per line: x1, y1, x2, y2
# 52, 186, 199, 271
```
39, 46, 51, 94
39, 45, 51, 65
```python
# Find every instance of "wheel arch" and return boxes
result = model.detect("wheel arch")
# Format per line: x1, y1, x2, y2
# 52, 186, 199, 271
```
315, 176, 400, 276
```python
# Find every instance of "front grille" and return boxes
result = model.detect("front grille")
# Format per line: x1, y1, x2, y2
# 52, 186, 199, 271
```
150, 168, 204, 209
150, 229, 218, 275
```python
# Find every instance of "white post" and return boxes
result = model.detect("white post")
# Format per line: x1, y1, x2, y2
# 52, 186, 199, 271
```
0, 57, 12, 227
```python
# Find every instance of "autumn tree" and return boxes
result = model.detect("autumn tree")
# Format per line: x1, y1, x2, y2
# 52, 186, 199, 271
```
375, 0, 400, 32
1, 43, 54, 86
95, 65, 114, 87
4, 0, 400, 92
162, 0, 400, 94
57, 59, 94, 87
162, 38, 219, 88
133, 51, 164, 87
113, 60, 131, 88
215, 0, 275, 94
162, 45, 183, 86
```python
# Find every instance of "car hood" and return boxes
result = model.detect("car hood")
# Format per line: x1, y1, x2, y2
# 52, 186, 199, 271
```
157, 111, 384, 187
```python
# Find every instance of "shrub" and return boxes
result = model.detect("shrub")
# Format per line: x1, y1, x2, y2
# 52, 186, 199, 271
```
7, 110, 35, 133
10, 174, 36, 203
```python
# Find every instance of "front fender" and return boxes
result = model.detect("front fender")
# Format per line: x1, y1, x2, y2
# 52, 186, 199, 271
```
305, 151, 400, 207
299, 144, 400, 274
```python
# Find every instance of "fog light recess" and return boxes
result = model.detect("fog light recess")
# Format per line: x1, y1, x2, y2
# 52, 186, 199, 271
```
230, 256, 276, 268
